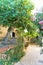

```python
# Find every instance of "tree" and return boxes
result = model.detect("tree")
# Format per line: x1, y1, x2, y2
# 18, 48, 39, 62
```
0, 0, 36, 42
0, 0, 34, 27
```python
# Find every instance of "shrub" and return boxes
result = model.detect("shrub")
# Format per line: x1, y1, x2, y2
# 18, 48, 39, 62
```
0, 42, 25, 65
30, 36, 42, 46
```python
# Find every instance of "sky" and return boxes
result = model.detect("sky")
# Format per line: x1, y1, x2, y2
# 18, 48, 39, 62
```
32, 0, 43, 14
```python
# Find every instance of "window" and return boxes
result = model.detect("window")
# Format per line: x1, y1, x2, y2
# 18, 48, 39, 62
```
12, 32, 15, 37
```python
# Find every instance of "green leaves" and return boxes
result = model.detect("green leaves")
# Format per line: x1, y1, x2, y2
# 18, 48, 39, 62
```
34, 10, 43, 35
0, 0, 37, 38
0, 0, 34, 27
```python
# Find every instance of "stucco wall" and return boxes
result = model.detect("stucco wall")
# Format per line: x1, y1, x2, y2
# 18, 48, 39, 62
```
0, 26, 8, 40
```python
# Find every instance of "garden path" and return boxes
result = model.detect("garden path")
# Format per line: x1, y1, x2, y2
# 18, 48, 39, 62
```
15, 45, 43, 65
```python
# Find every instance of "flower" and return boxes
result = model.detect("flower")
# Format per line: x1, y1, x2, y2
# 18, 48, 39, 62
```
24, 29, 28, 33
36, 28, 40, 32
39, 21, 43, 25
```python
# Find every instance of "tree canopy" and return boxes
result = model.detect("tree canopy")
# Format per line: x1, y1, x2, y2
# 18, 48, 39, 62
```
0, 0, 33, 28
0, 0, 38, 38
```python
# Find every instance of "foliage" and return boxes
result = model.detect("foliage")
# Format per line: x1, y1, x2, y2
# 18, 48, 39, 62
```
0, 0, 38, 39
0, 0, 33, 28
23, 31, 38, 38
34, 10, 43, 35
0, 33, 25, 65
31, 36, 42, 45
32, 10, 43, 45
0, 42, 25, 65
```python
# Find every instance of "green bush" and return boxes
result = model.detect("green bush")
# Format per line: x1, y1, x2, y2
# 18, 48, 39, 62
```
0, 42, 25, 65
30, 36, 42, 46
6, 43, 25, 62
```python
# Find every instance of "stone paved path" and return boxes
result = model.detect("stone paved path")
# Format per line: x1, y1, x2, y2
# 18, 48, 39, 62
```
15, 45, 43, 65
